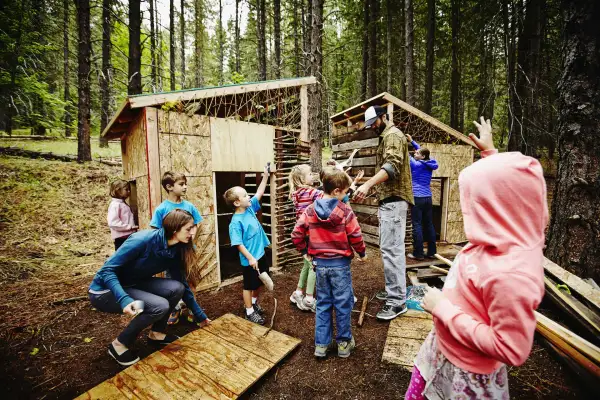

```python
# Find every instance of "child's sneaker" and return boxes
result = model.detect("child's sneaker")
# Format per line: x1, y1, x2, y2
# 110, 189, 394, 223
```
337, 336, 356, 358
290, 291, 309, 311
167, 309, 181, 325
253, 302, 266, 316
314, 341, 336, 359
302, 296, 316, 313
245, 310, 265, 325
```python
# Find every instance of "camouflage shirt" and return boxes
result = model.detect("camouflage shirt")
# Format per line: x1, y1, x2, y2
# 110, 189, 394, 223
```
375, 125, 414, 205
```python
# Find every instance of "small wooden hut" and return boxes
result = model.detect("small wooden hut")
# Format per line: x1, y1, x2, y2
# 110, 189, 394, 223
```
102, 77, 316, 291
330, 93, 478, 247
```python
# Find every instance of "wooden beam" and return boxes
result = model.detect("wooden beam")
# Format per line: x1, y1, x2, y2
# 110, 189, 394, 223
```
330, 92, 388, 122
130, 77, 317, 109
144, 107, 162, 215
300, 85, 309, 143
332, 137, 379, 152
101, 99, 131, 138
544, 275, 600, 334
543, 257, 600, 310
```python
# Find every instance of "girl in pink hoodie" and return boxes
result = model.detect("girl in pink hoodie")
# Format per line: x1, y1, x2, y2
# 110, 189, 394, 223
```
405, 118, 548, 400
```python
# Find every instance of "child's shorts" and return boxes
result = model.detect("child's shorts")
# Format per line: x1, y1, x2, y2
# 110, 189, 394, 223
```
242, 256, 270, 291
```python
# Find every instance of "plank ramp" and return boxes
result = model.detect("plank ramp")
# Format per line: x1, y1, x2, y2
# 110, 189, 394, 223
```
381, 310, 433, 370
75, 313, 301, 399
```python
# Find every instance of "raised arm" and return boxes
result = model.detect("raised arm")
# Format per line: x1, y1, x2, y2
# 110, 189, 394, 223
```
254, 164, 271, 201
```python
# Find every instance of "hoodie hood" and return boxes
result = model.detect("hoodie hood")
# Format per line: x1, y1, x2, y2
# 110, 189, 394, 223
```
420, 159, 439, 171
458, 151, 548, 253
314, 198, 344, 226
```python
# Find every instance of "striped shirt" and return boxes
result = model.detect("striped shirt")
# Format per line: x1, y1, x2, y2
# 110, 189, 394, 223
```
292, 187, 324, 220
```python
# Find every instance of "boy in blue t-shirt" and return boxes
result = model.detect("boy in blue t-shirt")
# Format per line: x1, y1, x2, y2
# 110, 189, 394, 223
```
150, 171, 203, 325
224, 164, 271, 325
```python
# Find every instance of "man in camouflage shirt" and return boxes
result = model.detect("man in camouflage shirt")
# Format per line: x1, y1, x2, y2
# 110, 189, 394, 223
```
354, 105, 414, 320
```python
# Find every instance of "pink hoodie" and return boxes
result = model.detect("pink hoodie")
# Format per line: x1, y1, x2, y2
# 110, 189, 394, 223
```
432, 149, 548, 374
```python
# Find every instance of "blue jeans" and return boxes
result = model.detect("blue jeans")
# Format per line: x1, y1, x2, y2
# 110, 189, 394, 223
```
314, 263, 354, 346
412, 196, 437, 258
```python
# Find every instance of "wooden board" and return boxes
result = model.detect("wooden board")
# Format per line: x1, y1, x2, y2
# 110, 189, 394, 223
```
543, 257, 600, 311
210, 118, 275, 172
145, 107, 162, 215
382, 310, 433, 370
75, 314, 300, 400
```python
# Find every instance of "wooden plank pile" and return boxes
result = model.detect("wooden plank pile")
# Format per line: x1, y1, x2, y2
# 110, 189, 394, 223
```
382, 310, 433, 370
75, 314, 301, 399
434, 253, 600, 385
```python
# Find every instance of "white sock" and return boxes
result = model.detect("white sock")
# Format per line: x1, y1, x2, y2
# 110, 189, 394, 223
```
246, 307, 254, 315
295, 290, 303, 296
252, 297, 258, 304
305, 294, 314, 300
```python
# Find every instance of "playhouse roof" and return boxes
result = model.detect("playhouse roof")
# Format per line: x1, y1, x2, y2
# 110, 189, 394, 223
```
330, 92, 476, 148
102, 77, 317, 139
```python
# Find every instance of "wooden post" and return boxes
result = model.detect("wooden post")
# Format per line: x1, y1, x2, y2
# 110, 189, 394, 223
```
270, 173, 278, 269
440, 178, 450, 241
358, 296, 368, 327
144, 107, 161, 216
300, 85, 308, 143
387, 102, 394, 123
212, 171, 222, 284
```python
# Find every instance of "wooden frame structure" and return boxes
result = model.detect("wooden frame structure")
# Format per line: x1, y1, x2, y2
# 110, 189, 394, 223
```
330, 92, 477, 245
103, 77, 316, 291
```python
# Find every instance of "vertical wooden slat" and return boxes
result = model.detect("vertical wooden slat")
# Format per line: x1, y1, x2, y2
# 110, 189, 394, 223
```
270, 173, 278, 268
212, 171, 222, 285
145, 107, 162, 215
300, 85, 308, 143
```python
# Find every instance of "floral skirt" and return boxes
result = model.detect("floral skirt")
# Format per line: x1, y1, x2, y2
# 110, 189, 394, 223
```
409, 328, 510, 400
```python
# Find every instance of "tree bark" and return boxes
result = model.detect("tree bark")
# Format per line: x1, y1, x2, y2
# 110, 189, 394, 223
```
128, 0, 142, 95
386, 0, 392, 92
257, 0, 267, 80
149, 0, 157, 92
274, 0, 281, 79
423, 0, 435, 114
292, 0, 300, 76
367, 0, 378, 98
170, 0, 176, 90
450, 0, 460, 129
546, 0, 600, 282
405, 0, 414, 105
218, 0, 224, 84
308, 0, 323, 172
76, 0, 92, 162
156, 6, 163, 91
99, 0, 112, 148
63, 0, 71, 137
360, 0, 369, 100
194, 0, 204, 87
235, 0, 241, 74
180, 0, 186, 88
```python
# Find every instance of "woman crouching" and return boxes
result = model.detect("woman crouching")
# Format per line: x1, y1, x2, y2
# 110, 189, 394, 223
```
88, 209, 211, 366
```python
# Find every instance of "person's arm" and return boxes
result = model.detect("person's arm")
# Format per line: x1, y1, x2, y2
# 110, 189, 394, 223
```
168, 264, 208, 322
469, 117, 497, 157
254, 164, 270, 202
96, 236, 147, 311
237, 244, 258, 270
107, 202, 135, 231
291, 211, 309, 254
406, 134, 420, 151
344, 210, 366, 259
424, 272, 543, 366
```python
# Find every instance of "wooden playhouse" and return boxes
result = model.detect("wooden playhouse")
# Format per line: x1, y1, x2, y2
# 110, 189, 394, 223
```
102, 77, 316, 291
330, 93, 477, 247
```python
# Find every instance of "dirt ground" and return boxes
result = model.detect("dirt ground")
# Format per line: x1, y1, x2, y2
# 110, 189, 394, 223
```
0, 155, 593, 399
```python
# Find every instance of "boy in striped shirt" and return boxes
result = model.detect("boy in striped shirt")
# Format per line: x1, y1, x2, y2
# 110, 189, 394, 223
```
292, 167, 367, 359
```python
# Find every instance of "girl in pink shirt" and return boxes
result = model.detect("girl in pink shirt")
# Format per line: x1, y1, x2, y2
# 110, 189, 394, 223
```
405, 118, 548, 400
107, 180, 138, 250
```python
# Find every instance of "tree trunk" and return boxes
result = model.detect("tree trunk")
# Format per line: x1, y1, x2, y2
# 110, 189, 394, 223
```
405, 0, 414, 105
509, 0, 545, 155
99, 0, 112, 148
170, 0, 176, 90
360, 0, 369, 100
367, 0, 378, 98
194, 0, 204, 87
149, 0, 157, 92
386, 0, 392, 92
303, 0, 313, 76
156, 6, 163, 91
180, 0, 186, 88
76, 0, 92, 162
274, 0, 281, 79
128, 0, 142, 95
218, 0, 224, 84
257, 0, 267, 80
423, 0, 435, 114
63, 0, 71, 137
450, 0, 460, 129
477, 0, 489, 119
235, 0, 241, 74
546, 0, 600, 282
308, 0, 323, 172
293, 0, 300, 76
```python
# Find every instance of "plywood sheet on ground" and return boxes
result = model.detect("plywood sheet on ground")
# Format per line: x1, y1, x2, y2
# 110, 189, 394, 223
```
382, 310, 433, 371
76, 314, 300, 400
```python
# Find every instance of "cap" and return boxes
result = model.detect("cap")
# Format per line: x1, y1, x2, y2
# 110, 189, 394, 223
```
364, 105, 387, 129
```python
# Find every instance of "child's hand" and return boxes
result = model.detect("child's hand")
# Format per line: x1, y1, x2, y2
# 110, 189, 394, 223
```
354, 170, 365, 183
197, 318, 211, 328
249, 257, 259, 271
358, 255, 367, 263
422, 286, 446, 314
264, 163, 271, 176
469, 117, 495, 152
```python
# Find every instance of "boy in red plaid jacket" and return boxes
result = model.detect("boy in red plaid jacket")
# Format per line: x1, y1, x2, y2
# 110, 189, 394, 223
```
292, 167, 367, 359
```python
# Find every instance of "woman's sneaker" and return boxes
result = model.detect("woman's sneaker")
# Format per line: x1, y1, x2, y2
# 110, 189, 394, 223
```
290, 291, 309, 311
167, 309, 181, 325
302, 296, 316, 313
245, 310, 265, 325
108, 343, 140, 366
337, 336, 356, 358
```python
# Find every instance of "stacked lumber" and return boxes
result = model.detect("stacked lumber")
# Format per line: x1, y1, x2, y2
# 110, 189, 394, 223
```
433, 252, 600, 384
